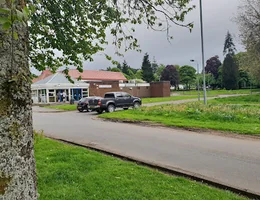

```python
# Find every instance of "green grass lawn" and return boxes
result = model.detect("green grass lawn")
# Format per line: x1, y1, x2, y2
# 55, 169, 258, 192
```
35, 135, 245, 200
100, 94, 260, 135
142, 95, 197, 104
175, 88, 260, 97
209, 94, 260, 105
45, 104, 77, 111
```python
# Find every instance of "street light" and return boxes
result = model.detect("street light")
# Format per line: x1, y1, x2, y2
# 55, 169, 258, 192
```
199, 0, 207, 105
190, 60, 200, 101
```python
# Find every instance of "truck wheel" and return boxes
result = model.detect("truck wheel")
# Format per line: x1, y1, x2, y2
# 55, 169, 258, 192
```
133, 102, 140, 109
97, 109, 103, 114
106, 104, 115, 113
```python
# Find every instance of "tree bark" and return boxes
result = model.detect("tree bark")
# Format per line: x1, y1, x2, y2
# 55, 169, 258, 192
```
0, 1, 38, 199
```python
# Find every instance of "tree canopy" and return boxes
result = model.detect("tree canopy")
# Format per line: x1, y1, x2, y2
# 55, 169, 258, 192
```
179, 65, 196, 90
223, 31, 236, 56
236, 0, 260, 79
222, 32, 239, 90
25, 0, 194, 74
160, 65, 179, 88
205, 56, 222, 80
141, 53, 154, 82
223, 54, 239, 90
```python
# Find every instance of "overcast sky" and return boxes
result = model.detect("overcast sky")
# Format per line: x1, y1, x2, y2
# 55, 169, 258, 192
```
83, 0, 243, 72
33, 0, 244, 74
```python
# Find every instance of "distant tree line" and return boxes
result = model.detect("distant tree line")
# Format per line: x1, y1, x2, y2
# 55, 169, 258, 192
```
106, 53, 198, 90
204, 31, 258, 90
106, 22, 259, 91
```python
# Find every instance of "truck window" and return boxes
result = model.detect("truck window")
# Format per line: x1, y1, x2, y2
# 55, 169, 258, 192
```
122, 93, 131, 98
104, 93, 115, 98
116, 93, 123, 98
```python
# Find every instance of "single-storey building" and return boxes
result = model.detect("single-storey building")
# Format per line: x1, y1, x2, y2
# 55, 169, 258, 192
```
32, 69, 128, 103
32, 69, 171, 104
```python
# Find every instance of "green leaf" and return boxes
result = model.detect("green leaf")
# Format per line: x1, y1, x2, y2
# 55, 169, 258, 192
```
0, 8, 10, 14
16, 10, 24, 21
13, 32, 18, 40
2, 21, 12, 31
0, 17, 9, 24
105, 54, 112, 61
23, 6, 30, 20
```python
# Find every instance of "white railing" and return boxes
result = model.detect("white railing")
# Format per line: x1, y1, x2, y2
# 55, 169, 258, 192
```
119, 83, 150, 87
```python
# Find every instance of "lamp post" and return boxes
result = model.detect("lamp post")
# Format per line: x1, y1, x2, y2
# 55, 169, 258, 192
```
190, 60, 200, 101
199, 0, 207, 105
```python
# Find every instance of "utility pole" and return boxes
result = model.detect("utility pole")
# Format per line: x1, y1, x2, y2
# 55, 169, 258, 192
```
199, 0, 207, 105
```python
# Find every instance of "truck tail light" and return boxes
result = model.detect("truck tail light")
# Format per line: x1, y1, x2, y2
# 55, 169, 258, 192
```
98, 100, 102, 106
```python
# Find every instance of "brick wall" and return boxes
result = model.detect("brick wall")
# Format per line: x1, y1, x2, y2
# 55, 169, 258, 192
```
150, 81, 171, 97
89, 81, 170, 98
121, 86, 151, 98
89, 81, 120, 97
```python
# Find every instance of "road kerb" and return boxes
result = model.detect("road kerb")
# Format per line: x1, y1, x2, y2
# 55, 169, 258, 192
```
47, 136, 260, 200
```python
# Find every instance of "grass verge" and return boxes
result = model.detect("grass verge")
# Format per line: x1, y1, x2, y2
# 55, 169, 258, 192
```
209, 94, 260, 105
35, 135, 245, 200
45, 104, 77, 111
100, 95, 260, 135
175, 89, 260, 96
142, 95, 196, 104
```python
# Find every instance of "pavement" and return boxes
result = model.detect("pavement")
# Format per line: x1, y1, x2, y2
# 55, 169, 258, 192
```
33, 106, 260, 194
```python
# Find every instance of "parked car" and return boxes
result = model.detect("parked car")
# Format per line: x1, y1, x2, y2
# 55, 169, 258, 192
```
77, 96, 99, 112
88, 92, 142, 114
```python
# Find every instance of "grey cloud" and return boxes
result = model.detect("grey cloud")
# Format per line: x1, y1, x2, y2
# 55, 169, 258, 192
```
32, 0, 244, 74
84, 0, 244, 71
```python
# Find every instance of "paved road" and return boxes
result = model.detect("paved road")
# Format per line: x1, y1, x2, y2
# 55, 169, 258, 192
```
33, 107, 260, 194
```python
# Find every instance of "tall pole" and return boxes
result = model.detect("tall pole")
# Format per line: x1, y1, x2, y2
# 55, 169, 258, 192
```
199, 0, 207, 105
190, 60, 200, 101
196, 62, 200, 101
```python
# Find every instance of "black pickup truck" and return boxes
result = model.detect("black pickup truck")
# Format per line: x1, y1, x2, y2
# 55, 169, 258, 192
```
88, 92, 142, 114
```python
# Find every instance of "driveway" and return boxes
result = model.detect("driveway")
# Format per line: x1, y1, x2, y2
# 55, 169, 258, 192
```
33, 107, 260, 194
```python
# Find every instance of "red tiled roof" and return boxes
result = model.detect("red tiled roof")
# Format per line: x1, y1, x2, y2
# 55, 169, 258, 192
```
32, 70, 52, 83
68, 69, 127, 81
33, 69, 127, 83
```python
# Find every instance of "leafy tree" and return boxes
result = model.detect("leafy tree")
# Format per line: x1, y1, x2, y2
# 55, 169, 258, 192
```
151, 57, 158, 74
174, 65, 181, 71
135, 70, 143, 80
106, 66, 112, 71
205, 56, 221, 80
223, 31, 236, 56
160, 65, 179, 89
222, 32, 239, 90
123, 73, 131, 80
0, 0, 194, 198
216, 66, 223, 89
205, 56, 222, 89
110, 67, 121, 72
30, 73, 38, 79
238, 69, 250, 89
222, 54, 239, 90
141, 53, 154, 82
127, 69, 136, 79
235, 52, 249, 70
179, 65, 196, 90
122, 60, 130, 75
236, 0, 260, 79
155, 64, 165, 81
117, 63, 122, 71
234, 52, 252, 88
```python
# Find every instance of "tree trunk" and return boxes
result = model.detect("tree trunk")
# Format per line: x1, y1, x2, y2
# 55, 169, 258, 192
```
0, 1, 37, 199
